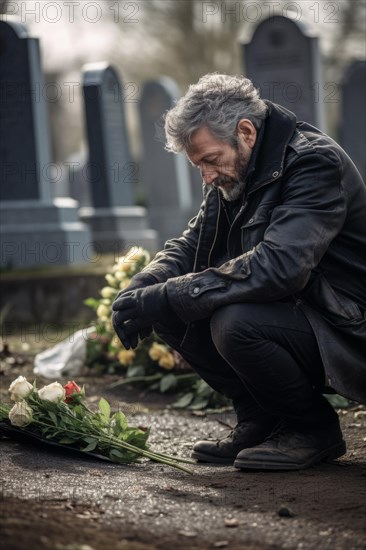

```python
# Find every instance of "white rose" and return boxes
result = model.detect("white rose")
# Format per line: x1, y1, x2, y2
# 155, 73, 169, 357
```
9, 376, 33, 402
38, 382, 65, 403
118, 261, 133, 273
100, 286, 117, 299
119, 280, 130, 291
97, 304, 110, 321
9, 401, 33, 427
114, 270, 127, 282
105, 273, 116, 287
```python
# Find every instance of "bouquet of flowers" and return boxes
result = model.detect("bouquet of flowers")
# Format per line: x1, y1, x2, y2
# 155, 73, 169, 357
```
84, 246, 176, 373
0, 376, 193, 473
84, 247, 231, 410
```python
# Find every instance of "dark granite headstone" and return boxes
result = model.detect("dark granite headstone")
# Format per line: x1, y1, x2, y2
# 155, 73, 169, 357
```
341, 60, 366, 181
82, 63, 134, 207
0, 20, 90, 268
139, 77, 201, 246
243, 15, 325, 129
80, 63, 157, 252
0, 20, 52, 201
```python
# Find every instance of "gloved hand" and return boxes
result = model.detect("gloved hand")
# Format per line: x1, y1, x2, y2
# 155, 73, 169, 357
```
112, 283, 172, 349
113, 273, 157, 347
115, 273, 157, 299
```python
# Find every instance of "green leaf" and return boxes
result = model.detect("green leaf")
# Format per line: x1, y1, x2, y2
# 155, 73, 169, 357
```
83, 436, 98, 444
159, 373, 177, 393
188, 396, 210, 410
48, 411, 58, 424
83, 297, 100, 310
171, 392, 194, 409
324, 394, 351, 408
109, 448, 137, 463
72, 404, 84, 419
112, 411, 128, 434
98, 398, 111, 420
0, 403, 11, 421
127, 365, 146, 378
58, 437, 78, 444
109, 449, 126, 459
82, 440, 98, 452
195, 380, 212, 397
124, 429, 149, 448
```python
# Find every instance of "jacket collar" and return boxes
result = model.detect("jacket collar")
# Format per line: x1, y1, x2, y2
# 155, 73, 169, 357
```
204, 101, 297, 203
248, 101, 297, 195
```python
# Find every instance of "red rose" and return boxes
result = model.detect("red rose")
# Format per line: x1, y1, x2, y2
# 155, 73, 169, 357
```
64, 381, 81, 403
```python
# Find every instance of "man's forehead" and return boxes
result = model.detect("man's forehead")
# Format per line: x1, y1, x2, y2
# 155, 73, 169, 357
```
187, 126, 223, 162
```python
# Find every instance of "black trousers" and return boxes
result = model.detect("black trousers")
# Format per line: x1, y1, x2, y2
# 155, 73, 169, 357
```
155, 301, 338, 430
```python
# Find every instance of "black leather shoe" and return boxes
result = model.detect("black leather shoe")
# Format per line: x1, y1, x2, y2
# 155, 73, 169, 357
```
192, 416, 279, 464
234, 423, 346, 471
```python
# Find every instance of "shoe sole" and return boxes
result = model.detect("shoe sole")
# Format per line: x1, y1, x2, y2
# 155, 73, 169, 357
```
233, 440, 346, 471
191, 450, 235, 464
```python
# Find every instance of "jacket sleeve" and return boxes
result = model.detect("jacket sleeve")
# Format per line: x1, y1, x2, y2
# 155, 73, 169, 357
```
166, 152, 347, 322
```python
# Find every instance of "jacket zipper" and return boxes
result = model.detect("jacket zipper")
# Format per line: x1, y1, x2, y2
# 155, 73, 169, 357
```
227, 201, 248, 255
207, 194, 221, 267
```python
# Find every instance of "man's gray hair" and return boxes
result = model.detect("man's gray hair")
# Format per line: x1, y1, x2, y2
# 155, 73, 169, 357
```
164, 73, 268, 153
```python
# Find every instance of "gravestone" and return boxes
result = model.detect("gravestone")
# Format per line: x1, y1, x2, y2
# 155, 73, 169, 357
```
243, 15, 325, 129
341, 60, 366, 181
139, 77, 202, 246
0, 20, 91, 269
80, 63, 157, 252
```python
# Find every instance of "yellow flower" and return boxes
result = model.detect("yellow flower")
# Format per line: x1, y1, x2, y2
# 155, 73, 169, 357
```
132, 247, 150, 264
119, 279, 131, 291
118, 349, 136, 366
105, 273, 117, 287
97, 304, 110, 321
116, 260, 133, 273
116, 247, 150, 274
112, 334, 123, 348
100, 286, 117, 299
104, 321, 113, 333
148, 342, 168, 361
158, 352, 175, 370
114, 270, 128, 282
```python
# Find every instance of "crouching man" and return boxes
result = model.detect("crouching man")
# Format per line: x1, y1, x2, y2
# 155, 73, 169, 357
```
112, 74, 366, 470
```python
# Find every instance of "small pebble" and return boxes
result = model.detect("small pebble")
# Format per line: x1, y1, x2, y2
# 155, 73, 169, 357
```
224, 517, 239, 527
277, 506, 296, 518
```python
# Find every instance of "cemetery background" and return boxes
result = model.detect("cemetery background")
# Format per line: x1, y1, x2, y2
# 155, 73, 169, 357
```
0, 1, 366, 549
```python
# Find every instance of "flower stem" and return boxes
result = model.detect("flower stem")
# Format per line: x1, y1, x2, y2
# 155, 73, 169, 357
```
108, 373, 163, 389
16, 414, 193, 473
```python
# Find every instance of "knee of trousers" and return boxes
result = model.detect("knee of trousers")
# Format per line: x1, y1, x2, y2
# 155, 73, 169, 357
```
210, 303, 259, 358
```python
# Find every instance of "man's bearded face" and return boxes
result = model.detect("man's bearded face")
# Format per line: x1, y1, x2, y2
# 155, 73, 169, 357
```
187, 126, 253, 202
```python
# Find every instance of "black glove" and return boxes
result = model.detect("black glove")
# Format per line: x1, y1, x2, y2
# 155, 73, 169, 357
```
112, 283, 172, 349
116, 273, 157, 299
113, 273, 157, 347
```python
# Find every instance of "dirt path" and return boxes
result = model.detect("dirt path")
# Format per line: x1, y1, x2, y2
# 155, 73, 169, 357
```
1, 352, 366, 549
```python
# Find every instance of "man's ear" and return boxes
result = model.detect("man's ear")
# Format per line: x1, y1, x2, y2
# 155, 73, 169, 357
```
237, 119, 257, 149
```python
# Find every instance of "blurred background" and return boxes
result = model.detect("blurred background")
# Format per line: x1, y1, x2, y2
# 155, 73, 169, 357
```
1, 0, 365, 166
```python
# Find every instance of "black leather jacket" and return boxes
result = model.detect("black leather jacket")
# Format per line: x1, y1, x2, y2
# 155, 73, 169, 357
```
142, 102, 366, 403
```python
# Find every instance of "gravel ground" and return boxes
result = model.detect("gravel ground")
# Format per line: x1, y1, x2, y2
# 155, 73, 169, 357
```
1, 344, 366, 550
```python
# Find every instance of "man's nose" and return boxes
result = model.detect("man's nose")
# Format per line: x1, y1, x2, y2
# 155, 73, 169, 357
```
201, 166, 218, 185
